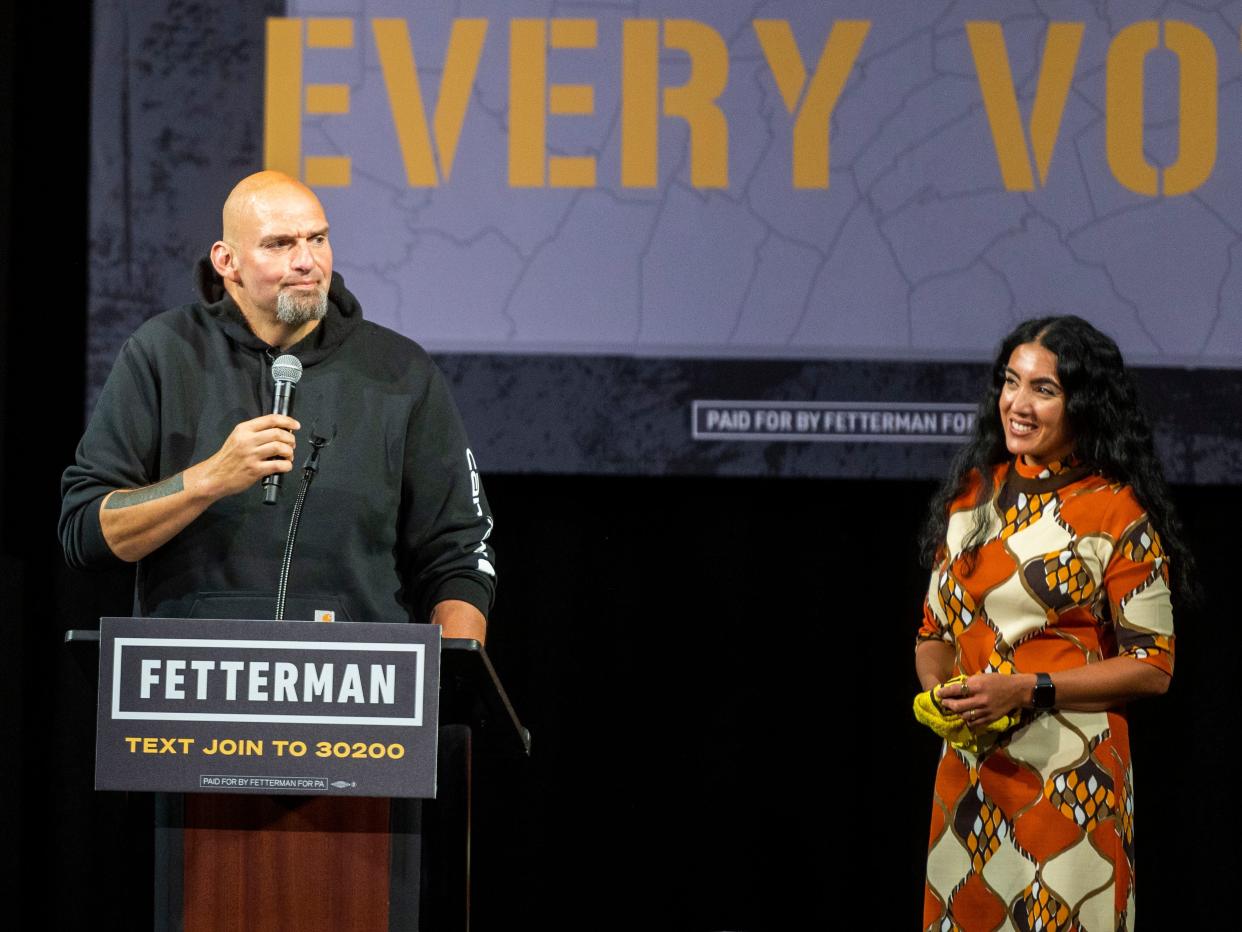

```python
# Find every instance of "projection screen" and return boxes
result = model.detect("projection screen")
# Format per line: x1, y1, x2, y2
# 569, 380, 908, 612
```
88, 0, 1242, 480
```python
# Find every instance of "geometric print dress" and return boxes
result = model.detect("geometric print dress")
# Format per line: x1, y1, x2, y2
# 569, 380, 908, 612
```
917, 457, 1175, 932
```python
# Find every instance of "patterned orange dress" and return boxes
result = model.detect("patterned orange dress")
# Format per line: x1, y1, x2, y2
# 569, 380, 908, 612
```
918, 457, 1174, 932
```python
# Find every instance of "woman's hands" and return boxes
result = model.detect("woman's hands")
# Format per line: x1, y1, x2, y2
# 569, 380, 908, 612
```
936, 658, 1170, 724
938, 673, 1035, 730
916, 642, 1033, 733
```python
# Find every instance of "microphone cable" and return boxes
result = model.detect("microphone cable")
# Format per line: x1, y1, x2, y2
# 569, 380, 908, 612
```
274, 429, 333, 622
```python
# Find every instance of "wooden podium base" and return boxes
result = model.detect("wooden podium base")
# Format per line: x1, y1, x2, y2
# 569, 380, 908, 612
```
153, 726, 471, 932
183, 795, 393, 932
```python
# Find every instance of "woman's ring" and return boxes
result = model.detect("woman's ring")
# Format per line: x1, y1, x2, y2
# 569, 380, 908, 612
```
960, 683, 970, 697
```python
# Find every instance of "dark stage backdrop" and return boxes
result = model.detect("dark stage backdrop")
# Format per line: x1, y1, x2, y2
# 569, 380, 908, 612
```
4, 467, 1238, 929
1, 3, 1237, 930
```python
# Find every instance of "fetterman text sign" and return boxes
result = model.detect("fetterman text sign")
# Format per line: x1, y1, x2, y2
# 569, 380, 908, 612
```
95, 617, 441, 798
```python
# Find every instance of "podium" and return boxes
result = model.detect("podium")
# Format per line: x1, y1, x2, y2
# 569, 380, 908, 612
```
67, 625, 530, 932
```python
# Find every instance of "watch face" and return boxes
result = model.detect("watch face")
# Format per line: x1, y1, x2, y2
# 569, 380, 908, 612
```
1034, 675, 1055, 709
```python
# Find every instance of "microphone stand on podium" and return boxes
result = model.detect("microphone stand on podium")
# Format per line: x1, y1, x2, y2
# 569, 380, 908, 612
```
67, 621, 530, 932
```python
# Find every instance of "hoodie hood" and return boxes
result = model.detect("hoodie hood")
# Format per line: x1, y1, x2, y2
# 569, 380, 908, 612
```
193, 256, 363, 366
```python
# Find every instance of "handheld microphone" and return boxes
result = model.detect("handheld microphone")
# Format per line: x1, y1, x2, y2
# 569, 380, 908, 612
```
262, 354, 303, 506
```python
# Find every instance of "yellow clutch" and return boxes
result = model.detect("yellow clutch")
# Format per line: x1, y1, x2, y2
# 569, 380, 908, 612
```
912, 674, 1019, 754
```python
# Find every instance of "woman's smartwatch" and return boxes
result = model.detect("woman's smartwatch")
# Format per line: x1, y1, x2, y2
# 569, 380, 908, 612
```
1032, 672, 1056, 710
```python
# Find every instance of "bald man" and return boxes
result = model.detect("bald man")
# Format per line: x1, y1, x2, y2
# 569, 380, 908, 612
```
60, 172, 494, 640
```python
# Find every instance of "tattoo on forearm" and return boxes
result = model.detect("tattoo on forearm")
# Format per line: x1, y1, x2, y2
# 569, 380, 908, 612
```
104, 473, 185, 509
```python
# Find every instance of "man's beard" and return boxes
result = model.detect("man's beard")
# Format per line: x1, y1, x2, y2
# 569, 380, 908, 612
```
275, 286, 328, 325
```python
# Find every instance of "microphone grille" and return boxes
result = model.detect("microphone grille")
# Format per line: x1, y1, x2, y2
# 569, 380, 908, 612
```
271, 355, 303, 385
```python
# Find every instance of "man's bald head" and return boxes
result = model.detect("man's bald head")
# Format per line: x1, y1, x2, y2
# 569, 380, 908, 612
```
221, 171, 324, 244
210, 171, 334, 346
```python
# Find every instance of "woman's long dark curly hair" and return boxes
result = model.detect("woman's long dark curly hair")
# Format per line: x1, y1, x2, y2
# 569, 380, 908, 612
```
918, 315, 1195, 602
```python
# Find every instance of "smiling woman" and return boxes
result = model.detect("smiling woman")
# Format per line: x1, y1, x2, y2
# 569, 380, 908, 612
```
911, 315, 1193, 931
998, 342, 1074, 466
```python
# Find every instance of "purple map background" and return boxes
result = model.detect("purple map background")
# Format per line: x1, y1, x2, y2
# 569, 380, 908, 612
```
88, 0, 1242, 480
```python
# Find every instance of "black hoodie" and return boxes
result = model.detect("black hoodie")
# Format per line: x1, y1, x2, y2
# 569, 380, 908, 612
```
60, 261, 496, 624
